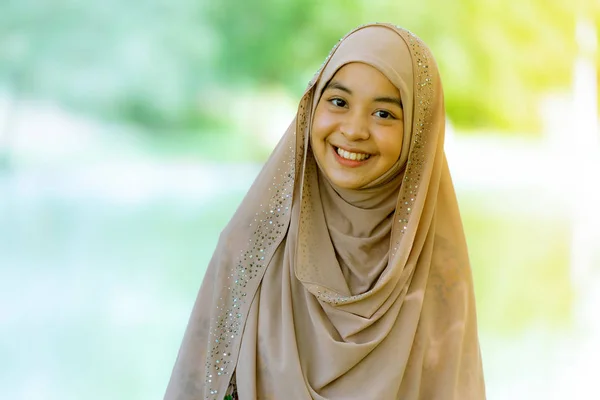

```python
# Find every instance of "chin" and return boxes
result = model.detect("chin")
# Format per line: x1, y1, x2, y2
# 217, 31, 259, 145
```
330, 177, 363, 190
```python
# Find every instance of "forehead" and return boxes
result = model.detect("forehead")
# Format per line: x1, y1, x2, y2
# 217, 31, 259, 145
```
327, 62, 400, 96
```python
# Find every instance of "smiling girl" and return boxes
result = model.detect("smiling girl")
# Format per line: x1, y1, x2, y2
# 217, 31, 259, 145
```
165, 23, 485, 400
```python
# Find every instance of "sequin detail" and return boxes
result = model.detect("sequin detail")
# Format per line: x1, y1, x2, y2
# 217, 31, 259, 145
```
204, 135, 296, 399
390, 26, 434, 254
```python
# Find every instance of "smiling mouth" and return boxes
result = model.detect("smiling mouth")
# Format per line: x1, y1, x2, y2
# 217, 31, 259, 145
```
333, 146, 372, 161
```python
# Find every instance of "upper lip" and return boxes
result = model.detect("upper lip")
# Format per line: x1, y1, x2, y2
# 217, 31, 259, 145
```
332, 144, 373, 155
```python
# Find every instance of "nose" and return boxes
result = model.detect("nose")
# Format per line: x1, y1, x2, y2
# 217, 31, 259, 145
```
340, 111, 370, 141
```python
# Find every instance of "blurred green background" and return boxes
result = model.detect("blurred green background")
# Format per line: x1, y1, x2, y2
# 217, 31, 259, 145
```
1, 1, 600, 399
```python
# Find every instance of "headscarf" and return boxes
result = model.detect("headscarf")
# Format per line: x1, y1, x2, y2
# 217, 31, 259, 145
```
164, 23, 485, 400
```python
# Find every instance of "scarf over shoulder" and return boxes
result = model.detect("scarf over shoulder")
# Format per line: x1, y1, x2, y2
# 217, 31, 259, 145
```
165, 23, 486, 400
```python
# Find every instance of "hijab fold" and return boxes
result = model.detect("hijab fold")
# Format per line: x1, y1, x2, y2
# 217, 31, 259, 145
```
165, 23, 485, 400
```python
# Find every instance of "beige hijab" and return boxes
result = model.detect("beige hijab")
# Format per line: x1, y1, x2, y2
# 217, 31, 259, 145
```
165, 23, 485, 400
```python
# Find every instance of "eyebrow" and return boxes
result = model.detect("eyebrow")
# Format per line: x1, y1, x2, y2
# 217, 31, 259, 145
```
325, 81, 352, 94
324, 80, 403, 109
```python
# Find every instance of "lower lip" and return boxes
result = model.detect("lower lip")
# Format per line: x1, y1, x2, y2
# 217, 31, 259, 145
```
331, 145, 372, 168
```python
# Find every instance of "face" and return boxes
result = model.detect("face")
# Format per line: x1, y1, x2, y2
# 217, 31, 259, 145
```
310, 62, 404, 189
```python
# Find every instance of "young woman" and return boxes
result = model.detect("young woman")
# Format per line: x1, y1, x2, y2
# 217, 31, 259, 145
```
165, 23, 486, 400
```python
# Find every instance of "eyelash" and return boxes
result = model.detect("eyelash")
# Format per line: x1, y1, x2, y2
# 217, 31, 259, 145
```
374, 110, 394, 119
328, 97, 397, 120
330, 98, 347, 108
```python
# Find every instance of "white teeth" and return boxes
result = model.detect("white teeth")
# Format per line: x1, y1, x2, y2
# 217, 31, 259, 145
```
336, 147, 370, 161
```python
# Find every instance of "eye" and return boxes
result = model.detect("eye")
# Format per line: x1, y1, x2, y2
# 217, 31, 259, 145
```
329, 98, 347, 108
374, 110, 396, 120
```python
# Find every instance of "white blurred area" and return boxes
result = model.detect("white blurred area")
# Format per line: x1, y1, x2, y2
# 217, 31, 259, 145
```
1, 24, 599, 400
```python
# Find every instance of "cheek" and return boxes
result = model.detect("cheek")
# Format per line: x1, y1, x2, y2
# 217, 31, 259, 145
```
376, 128, 404, 160
310, 113, 328, 157
311, 108, 337, 141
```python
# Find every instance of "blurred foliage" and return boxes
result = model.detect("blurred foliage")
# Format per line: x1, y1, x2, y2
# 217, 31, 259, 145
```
461, 192, 573, 333
0, 0, 215, 132
0, 0, 599, 133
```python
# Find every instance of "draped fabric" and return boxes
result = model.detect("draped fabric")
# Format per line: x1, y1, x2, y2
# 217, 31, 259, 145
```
165, 23, 485, 400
